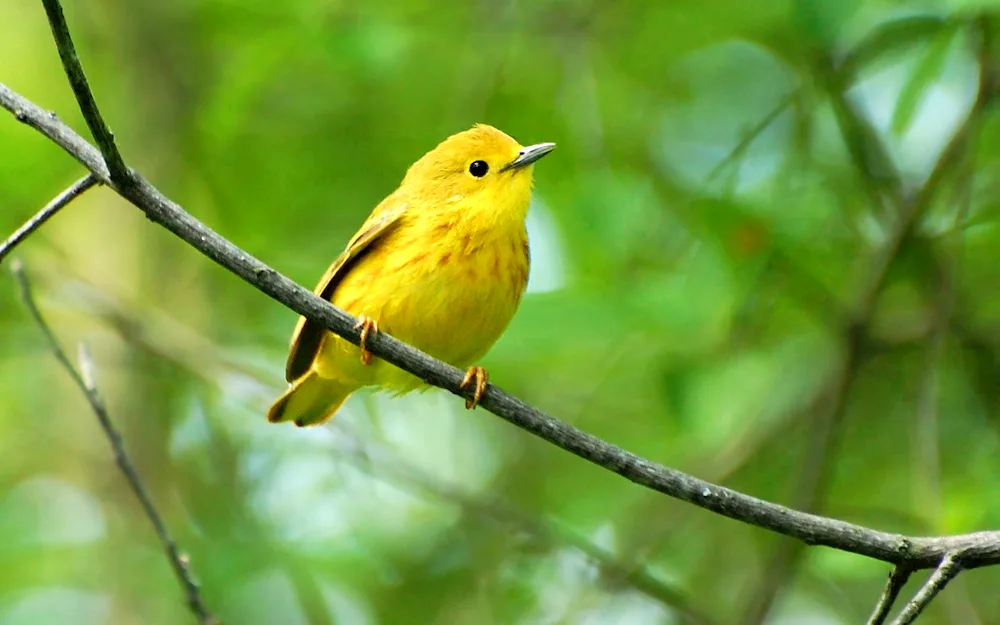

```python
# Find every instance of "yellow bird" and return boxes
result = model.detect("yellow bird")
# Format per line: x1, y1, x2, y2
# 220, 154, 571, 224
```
267, 124, 555, 426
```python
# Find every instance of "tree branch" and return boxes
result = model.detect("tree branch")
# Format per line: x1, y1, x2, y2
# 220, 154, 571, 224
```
889, 554, 963, 625
11, 259, 218, 625
703, 89, 799, 187
5, 12, 1000, 614
6, 81, 1000, 574
0, 174, 97, 264
867, 566, 913, 625
39, 0, 131, 186
813, 52, 903, 214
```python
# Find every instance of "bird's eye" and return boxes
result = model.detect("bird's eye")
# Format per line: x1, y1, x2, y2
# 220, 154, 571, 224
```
469, 160, 489, 177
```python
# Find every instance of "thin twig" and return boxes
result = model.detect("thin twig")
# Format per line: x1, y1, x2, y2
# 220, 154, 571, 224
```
7, 80, 1000, 572
0, 174, 97, 264
39, 0, 131, 186
814, 51, 902, 215
703, 89, 799, 187
3, 2, 999, 618
11, 260, 217, 625
889, 554, 963, 625
867, 566, 913, 625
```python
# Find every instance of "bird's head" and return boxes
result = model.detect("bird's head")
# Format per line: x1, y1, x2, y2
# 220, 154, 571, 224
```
401, 124, 555, 226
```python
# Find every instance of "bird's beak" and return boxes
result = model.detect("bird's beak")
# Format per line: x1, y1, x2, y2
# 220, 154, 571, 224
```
501, 142, 556, 172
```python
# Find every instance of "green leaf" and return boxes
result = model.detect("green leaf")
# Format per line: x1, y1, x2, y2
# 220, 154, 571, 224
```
891, 26, 956, 137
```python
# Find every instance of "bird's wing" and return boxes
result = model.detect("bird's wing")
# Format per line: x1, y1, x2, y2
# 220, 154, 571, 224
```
284, 200, 407, 382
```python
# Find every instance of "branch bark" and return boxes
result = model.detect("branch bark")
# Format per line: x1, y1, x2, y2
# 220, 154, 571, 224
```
4, 8, 1000, 625
867, 566, 913, 625
11, 260, 218, 625
0, 174, 96, 264
5, 81, 1000, 574
39, 0, 130, 186
889, 554, 963, 625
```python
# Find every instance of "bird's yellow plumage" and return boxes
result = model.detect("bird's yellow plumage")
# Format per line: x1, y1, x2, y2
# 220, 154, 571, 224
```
267, 124, 555, 426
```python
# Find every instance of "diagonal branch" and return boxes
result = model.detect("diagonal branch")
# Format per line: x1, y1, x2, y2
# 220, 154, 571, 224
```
0, 174, 97, 264
813, 52, 903, 214
11, 260, 218, 625
39, 0, 130, 186
7, 80, 1000, 573
867, 566, 913, 625
703, 89, 799, 187
889, 554, 963, 625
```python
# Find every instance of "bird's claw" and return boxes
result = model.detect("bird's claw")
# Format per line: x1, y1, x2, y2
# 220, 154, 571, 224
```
460, 366, 488, 409
354, 316, 379, 365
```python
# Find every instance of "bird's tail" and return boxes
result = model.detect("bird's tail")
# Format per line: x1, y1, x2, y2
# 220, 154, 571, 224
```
267, 370, 354, 427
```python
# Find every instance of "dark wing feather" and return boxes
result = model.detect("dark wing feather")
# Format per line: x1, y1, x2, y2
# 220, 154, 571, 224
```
284, 202, 406, 381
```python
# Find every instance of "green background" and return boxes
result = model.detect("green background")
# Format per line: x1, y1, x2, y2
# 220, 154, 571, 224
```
3, 0, 1000, 623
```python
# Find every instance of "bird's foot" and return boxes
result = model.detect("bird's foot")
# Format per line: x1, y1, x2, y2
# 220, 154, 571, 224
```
353, 315, 379, 365
460, 366, 489, 409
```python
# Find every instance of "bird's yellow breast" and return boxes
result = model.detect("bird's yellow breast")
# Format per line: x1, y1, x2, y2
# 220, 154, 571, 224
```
315, 207, 530, 391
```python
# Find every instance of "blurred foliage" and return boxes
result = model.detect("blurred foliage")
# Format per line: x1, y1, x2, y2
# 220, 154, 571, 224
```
4, 0, 1000, 623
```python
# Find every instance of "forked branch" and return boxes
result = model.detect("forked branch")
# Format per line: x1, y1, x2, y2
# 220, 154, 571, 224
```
40, 0, 130, 186
8, 60, 1000, 577
1, 2, 1000, 624
889, 554, 963, 625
